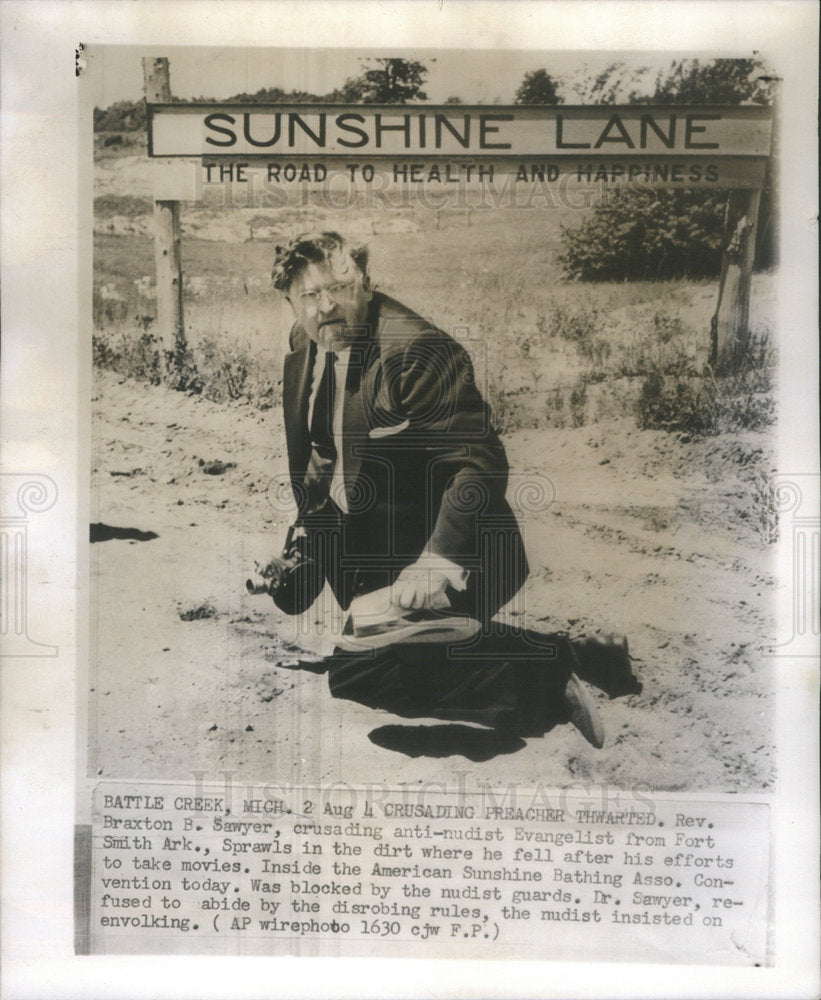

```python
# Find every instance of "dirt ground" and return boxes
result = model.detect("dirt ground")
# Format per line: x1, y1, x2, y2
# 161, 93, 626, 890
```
89, 367, 776, 792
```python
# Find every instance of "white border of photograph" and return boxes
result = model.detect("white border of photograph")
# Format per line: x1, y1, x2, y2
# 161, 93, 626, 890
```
1, 2, 818, 998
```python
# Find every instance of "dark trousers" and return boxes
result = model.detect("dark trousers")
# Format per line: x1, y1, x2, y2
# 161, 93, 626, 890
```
326, 626, 577, 732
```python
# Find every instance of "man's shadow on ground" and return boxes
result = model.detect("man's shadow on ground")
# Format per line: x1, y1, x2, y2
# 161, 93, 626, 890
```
367, 722, 551, 762
90, 523, 159, 542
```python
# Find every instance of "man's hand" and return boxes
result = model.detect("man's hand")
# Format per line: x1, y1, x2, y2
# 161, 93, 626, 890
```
394, 564, 451, 611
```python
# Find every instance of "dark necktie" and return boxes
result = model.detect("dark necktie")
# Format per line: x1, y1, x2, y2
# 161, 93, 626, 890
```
303, 351, 338, 514
310, 350, 337, 459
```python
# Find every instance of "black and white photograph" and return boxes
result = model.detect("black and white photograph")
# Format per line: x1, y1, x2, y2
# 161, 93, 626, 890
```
80, 41, 785, 961
91, 48, 777, 791
1, 1, 818, 997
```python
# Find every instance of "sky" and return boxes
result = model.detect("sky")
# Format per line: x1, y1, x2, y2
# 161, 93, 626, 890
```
87, 45, 696, 107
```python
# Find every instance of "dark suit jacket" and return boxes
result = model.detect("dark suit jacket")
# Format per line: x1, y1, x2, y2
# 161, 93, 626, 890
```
282, 292, 528, 621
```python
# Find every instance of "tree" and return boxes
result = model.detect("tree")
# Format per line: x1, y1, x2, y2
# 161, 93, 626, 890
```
565, 57, 775, 105
341, 58, 428, 104
224, 86, 324, 103
566, 62, 656, 105
514, 69, 561, 105
93, 99, 147, 132
326, 77, 366, 104
642, 58, 774, 105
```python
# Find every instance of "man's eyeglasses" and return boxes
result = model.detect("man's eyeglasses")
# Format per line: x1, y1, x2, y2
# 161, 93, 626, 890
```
297, 281, 355, 308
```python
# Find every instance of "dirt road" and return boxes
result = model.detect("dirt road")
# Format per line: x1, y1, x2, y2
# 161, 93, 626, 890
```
90, 369, 775, 791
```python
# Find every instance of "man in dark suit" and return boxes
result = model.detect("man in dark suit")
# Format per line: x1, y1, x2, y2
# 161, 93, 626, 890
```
263, 231, 615, 747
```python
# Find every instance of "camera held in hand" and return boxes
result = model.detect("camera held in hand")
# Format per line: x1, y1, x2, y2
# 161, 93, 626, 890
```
246, 524, 322, 616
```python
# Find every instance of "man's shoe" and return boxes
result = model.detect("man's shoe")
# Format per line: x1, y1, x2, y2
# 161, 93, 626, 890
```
562, 672, 605, 749
571, 633, 641, 699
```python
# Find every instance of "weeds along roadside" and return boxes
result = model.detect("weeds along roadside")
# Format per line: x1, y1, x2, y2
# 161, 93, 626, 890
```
93, 296, 284, 409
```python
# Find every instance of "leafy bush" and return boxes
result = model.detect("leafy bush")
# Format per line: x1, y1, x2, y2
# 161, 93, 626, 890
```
637, 370, 717, 435
197, 337, 250, 402
92, 329, 163, 385
94, 324, 282, 411
637, 333, 776, 436
559, 189, 726, 282
165, 347, 205, 395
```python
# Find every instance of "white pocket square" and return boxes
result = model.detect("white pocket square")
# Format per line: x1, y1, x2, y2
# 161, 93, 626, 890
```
368, 418, 410, 439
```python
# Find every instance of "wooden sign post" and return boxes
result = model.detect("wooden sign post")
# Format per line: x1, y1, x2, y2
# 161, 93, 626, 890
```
710, 187, 763, 372
142, 58, 185, 370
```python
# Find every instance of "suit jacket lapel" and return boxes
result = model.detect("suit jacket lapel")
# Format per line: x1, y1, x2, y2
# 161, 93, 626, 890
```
283, 330, 315, 494
342, 299, 380, 499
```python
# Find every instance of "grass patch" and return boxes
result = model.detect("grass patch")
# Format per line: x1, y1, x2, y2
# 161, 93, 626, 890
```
95, 195, 153, 218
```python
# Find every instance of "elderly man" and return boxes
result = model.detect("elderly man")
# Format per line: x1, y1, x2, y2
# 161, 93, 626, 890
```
259, 231, 629, 747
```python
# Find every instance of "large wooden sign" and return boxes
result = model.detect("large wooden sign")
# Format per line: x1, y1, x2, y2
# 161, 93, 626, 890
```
143, 79, 774, 372
148, 103, 772, 189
